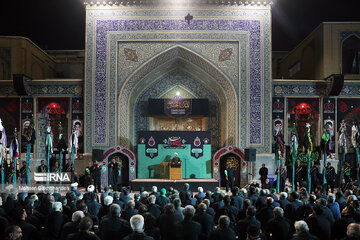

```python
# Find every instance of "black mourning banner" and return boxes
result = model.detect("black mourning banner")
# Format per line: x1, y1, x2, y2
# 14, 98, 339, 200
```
138, 131, 211, 159
164, 98, 192, 117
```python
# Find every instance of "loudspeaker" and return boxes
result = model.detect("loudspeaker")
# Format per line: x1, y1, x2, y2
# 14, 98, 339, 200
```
245, 148, 256, 162
92, 149, 104, 162
13, 74, 31, 96
325, 74, 344, 96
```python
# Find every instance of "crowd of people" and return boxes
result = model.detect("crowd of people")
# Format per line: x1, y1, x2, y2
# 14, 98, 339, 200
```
1, 177, 360, 240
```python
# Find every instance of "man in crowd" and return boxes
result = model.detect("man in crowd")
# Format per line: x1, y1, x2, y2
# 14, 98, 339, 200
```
259, 163, 268, 188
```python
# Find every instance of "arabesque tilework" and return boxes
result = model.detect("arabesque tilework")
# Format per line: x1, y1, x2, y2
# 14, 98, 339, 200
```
85, 5, 271, 153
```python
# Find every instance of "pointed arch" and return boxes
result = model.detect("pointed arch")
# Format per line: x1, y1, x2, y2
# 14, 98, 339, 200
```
342, 34, 360, 74
118, 45, 238, 149
213, 146, 245, 181
101, 145, 137, 188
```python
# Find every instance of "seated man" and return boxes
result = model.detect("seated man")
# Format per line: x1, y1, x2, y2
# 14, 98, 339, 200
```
171, 153, 181, 168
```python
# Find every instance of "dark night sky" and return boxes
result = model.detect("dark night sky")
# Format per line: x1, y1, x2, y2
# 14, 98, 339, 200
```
1, 0, 360, 51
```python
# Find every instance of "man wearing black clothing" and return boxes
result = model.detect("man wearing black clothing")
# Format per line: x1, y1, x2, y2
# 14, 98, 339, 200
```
179, 183, 192, 203
175, 205, 201, 240
215, 195, 238, 224
12, 207, 39, 240
265, 207, 291, 240
295, 161, 303, 190
310, 161, 319, 193
159, 203, 183, 240
275, 164, 287, 192
235, 206, 261, 240
210, 215, 236, 240
46, 202, 64, 240
325, 162, 336, 192
305, 205, 331, 240
277, 192, 290, 209
333, 206, 356, 240
171, 152, 181, 168
259, 163, 268, 188
225, 162, 235, 192
123, 215, 154, 240
147, 195, 162, 220
256, 197, 275, 231
203, 199, 215, 217
291, 220, 318, 240
67, 217, 100, 240
90, 161, 101, 193
284, 191, 304, 223
231, 187, 244, 212
99, 204, 131, 240
193, 203, 214, 240
37, 160, 48, 173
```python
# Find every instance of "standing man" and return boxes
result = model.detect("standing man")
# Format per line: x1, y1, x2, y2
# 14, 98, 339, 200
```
343, 161, 352, 188
225, 161, 235, 192
275, 164, 286, 192
310, 161, 318, 193
64, 158, 74, 182
171, 152, 181, 168
326, 162, 336, 192
91, 161, 101, 193
259, 163, 268, 188
20, 161, 30, 184
38, 160, 48, 173
295, 161, 303, 190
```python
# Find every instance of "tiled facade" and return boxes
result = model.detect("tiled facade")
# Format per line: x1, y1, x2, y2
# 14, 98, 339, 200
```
85, 4, 272, 154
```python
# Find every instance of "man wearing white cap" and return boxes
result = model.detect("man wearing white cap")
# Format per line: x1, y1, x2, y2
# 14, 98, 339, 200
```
71, 182, 80, 196
171, 152, 181, 168
46, 202, 64, 239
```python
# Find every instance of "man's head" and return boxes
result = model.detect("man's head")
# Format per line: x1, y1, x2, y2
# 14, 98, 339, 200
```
183, 205, 196, 219
164, 203, 175, 214
148, 195, 156, 204
130, 215, 145, 233
218, 215, 230, 229
109, 204, 121, 217
174, 152, 178, 157
78, 217, 93, 232
13, 207, 26, 221
246, 206, 256, 217
294, 220, 309, 234
72, 210, 85, 223
160, 188, 166, 196
273, 207, 284, 218
327, 193, 335, 203
104, 196, 113, 206
262, 163, 265, 168
52, 202, 63, 212
247, 224, 261, 239
41, 160, 45, 165
5, 225, 22, 240
347, 223, 360, 239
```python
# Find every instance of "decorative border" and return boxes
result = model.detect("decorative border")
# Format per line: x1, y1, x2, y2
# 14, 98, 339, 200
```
212, 145, 245, 181
273, 80, 360, 97
85, 7, 271, 153
102, 145, 137, 188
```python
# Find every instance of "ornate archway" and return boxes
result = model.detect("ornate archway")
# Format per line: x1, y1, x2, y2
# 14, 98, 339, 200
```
213, 146, 246, 182
101, 145, 136, 188
118, 45, 238, 149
